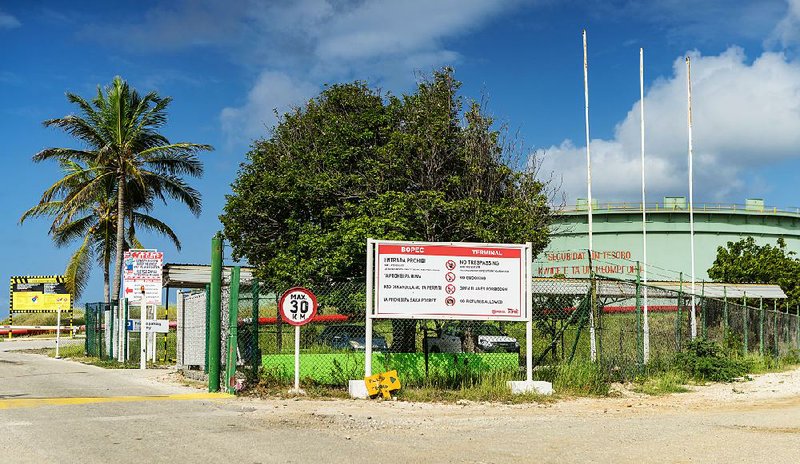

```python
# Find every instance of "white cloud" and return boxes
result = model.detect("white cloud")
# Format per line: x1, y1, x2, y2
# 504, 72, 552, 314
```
220, 71, 317, 143
0, 10, 21, 29
767, 0, 800, 49
542, 47, 800, 204
220, 0, 520, 143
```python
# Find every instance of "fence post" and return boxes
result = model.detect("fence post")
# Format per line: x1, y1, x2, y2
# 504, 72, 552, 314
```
635, 261, 643, 365
252, 279, 261, 372
588, 250, 597, 362
109, 303, 114, 360
796, 304, 799, 349
743, 292, 748, 356
700, 280, 706, 339
225, 266, 241, 394
773, 300, 779, 357
204, 283, 210, 374
208, 233, 223, 392
676, 273, 683, 351
723, 286, 728, 334
84, 303, 90, 356
759, 297, 764, 356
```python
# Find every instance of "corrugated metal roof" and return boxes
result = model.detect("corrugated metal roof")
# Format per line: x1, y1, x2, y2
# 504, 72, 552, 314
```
532, 278, 786, 299
163, 263, 255, 288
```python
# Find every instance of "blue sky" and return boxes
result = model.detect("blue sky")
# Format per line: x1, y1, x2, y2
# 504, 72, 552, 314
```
2, 0, 800, 315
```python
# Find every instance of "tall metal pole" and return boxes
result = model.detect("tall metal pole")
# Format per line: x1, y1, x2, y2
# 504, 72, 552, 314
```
139, 287, 147, 370
686, 56, 698, 339
208, 233, 223, 392
640, 47, 650, 363
583, 29, 597, 362
365, 239, 374, 377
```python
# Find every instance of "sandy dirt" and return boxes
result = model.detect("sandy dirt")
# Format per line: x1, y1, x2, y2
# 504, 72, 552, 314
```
220, 369, 800, 463
4, 339, 800, 463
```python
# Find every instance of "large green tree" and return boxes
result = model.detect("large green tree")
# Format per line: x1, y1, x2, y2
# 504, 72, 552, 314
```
221, 69, 553, 324
708, 236, 800, 308
29, 76, 212, 301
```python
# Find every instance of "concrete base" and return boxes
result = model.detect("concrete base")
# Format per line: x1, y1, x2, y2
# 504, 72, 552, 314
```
348, 380, 369, 399
507, 380, 554, 395
288, 388, 306, 395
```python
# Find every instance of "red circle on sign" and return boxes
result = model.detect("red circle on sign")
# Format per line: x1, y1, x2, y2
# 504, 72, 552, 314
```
446, 260, 456, 270
278, 287, 318, 326
445, 272, 456, 282
445, 284, 456, 294
445, 296, 455, 306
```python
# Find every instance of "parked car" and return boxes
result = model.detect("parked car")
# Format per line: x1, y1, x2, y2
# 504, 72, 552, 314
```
317, 324, 388, 352
424, 322, 520, 354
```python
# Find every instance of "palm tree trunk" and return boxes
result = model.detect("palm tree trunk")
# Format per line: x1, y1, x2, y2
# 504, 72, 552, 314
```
111, 168, 126, 303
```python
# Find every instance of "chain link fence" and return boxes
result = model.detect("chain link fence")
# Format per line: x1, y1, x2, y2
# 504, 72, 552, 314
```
208, 274, 799, 390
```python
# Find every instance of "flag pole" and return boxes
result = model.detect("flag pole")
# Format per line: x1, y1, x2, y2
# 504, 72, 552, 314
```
687, 56, 697, 339
583, 30, 597, 361
640, 48, 650, 362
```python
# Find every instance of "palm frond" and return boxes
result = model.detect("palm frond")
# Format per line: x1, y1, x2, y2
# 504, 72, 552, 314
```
63, 235, 93, 300
132, 212, 181, 249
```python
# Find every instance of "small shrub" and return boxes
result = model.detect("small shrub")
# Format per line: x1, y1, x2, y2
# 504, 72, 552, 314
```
674, 339, 748, 382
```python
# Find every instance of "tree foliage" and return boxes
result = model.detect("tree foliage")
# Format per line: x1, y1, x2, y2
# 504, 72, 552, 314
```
26, 76, 211, 301
708, 236, 800, 307
221, 68, 553, 291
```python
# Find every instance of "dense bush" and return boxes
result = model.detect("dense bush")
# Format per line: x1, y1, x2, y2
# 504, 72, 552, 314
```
674, 339, 749, 382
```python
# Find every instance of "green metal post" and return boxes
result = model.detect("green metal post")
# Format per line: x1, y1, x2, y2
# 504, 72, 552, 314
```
635, 261, 642, 365
109, 302, 114, 360
225, 266, 241, 394
773, 300, 779, 357
723, 287, 728, 334
676, 273, 683, 351
759, 297, 764, 356
84, 303, 90, 356
252, 279, 261, 372
743, 292, 748, 356
208, 234, 223, 392
204, 284, 210, 373
700, 280, 707, 339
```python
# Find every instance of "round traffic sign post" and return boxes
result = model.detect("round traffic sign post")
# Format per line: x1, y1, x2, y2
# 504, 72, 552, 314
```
279, 287, 318, 394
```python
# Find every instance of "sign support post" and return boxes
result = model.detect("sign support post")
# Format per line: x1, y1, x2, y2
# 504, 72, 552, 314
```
278, 287, 318, 395
356, 240, 551, 397
293, 325, 301, 392
365, 239, 374, 378
55, 307, 62, 358
140, 286, 147, 370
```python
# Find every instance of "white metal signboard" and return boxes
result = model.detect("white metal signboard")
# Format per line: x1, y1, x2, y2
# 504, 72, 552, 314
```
122, 250, 163, 305
126, 319, 169, 333
374, 242, 528, 320
279, 287, 318, 326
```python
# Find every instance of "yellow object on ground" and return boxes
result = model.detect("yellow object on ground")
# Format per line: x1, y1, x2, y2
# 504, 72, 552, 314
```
364, 370, 401, 399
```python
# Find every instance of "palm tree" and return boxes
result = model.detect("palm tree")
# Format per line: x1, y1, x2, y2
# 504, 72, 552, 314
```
21, 160, 184, 303
29, 76, 211, 302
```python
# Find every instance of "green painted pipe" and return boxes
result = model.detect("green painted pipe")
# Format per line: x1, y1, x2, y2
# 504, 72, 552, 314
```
208, 233, 223, 392
225, 266, 241, 394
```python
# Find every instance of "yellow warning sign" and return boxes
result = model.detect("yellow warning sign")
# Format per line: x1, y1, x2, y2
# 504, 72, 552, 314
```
10, 276, 71, 312
364, 370, 401, 399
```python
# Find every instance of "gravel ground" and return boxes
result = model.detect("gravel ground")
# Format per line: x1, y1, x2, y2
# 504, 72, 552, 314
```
220, 368, 800, 463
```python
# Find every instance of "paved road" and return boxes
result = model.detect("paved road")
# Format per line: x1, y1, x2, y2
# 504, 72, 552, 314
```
2, 339, 800, 463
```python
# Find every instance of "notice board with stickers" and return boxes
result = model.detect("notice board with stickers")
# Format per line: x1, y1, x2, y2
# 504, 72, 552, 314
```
369, 240, 532, 322
10, 275, 72, 313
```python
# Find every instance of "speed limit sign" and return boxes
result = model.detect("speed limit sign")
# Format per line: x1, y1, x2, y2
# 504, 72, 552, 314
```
279, 287, 318, 326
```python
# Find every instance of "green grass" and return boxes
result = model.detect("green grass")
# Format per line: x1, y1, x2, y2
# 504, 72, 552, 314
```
633, 371, 690, 395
